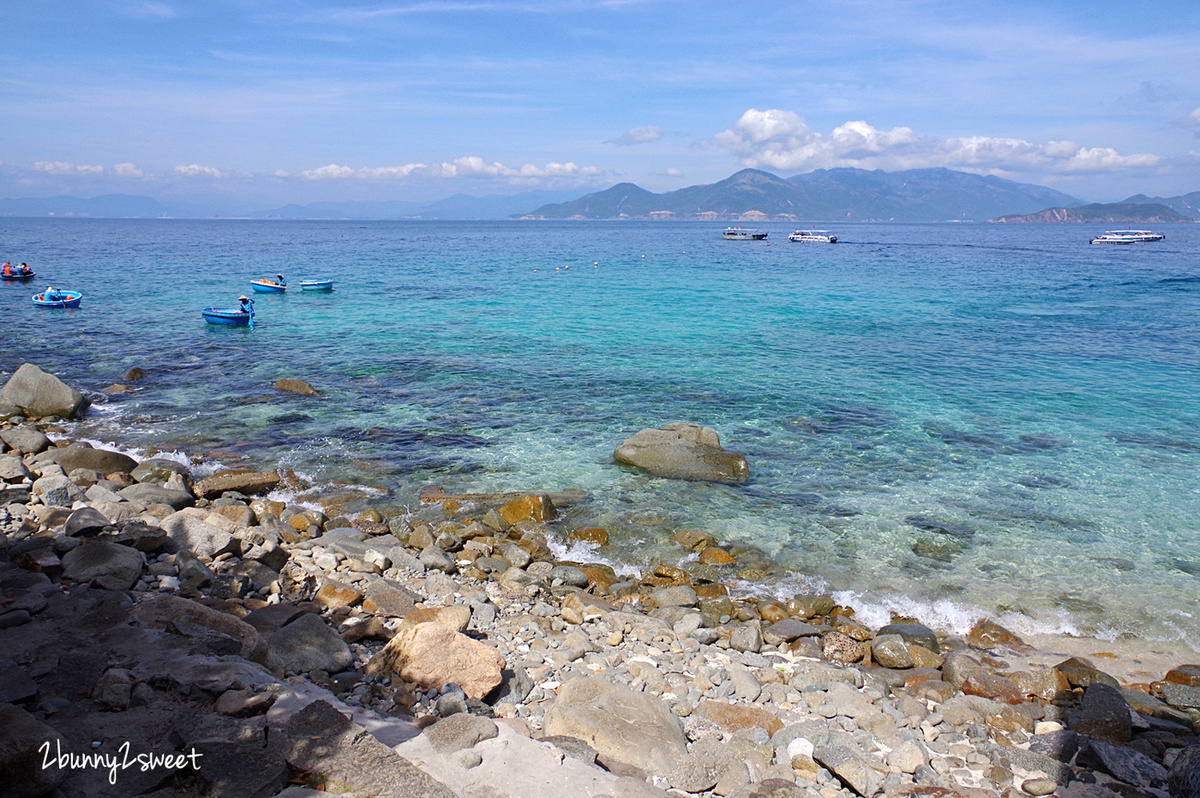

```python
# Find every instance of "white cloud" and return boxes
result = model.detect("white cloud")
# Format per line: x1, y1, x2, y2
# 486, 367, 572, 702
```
299, 157, 600, 182
299, 164, 358, 180
174, 164, 224, 178
1180, 108, 1200, 137
33, 161, 104, 175
609, 125, 663, 146
113, 162, 145, 177
712, 109, 1162, 176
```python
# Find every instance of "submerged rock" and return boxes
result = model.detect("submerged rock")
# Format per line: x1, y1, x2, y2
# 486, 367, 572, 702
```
613, 422, 749, 484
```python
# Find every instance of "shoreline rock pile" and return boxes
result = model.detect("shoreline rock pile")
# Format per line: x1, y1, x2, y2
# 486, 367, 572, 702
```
2, 364, 1199, 798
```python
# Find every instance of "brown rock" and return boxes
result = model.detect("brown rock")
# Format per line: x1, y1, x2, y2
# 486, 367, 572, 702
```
1165, 665, 1200, 687
672, 529, 716, 550
962, 673, 1026, 705
365, 623, 504, 700
694, 583, 729, 600
274, 378, 319, 396
967, 618, 1031, 651
561, 592, 614, 624
569, 527, 608, 545
1009, 667, 1072, 701
401, 605, 471, 633
696, 699, 784, 737
498, 494, 556, 525
578, 565, 615, 593
192, 469, 282, 500
314, 581, 364, 610
699, 547, 737, 565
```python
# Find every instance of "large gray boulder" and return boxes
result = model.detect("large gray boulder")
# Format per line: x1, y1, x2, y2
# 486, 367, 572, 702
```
0, 363, 89, 418
61, 540, 145, 590
614, 422, 749, 484
34, 444, 138, 476
541, 676, 689, 778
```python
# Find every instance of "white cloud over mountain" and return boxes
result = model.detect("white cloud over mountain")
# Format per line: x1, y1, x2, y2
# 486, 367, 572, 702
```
713, 109, 1161, 176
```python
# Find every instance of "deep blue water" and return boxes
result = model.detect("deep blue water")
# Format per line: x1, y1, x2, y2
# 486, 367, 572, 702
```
3, 218, 1199, 647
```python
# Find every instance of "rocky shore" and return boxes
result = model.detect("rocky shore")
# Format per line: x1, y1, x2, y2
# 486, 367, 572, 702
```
2, 362, 1199, 798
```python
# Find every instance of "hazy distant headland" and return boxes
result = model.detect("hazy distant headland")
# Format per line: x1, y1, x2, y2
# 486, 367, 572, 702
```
2, 168, 1199, 223
992, 201, 1196, 224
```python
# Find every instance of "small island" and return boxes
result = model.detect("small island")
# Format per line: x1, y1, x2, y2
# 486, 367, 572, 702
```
992, 202, 1192, 223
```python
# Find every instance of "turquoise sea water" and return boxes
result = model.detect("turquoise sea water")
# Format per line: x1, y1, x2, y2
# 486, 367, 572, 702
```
3, 218, 1199, 648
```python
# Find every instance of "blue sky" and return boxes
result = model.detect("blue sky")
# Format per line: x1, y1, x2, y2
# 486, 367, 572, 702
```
3, 0, 1200, 208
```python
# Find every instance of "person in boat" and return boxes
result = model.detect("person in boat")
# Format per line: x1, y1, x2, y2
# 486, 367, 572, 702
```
19, 263, 31, 275
45, 286, 63, 302
238, 295, 254, 314
276, 274, 286, 287
2, 262, 10, 277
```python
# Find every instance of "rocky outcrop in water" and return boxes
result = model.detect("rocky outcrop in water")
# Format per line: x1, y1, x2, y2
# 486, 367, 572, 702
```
0, 364, 90, 420
614, 422, 750, 484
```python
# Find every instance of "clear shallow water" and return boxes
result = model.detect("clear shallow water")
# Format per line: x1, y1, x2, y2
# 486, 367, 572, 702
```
3, 218, 1200, 647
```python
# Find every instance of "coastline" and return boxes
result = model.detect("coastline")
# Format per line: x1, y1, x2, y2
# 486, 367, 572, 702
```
3, 362, 1200, 797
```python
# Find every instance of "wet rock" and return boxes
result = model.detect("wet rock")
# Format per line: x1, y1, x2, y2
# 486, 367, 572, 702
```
192, 469, 282, 499
498, 493, 556, 524
274, 378, 319, 396
130, 458, 193, 486
365, 620, 504, 699
614, 422, 750, 484
877, 622, 941, 653
1165, 665, 1200, 687
1056, 657, 1121, 690
962, 673, 1026, 705
60, 539, 145, 590
872, 634, 916, 669
0, 363, 89, 418
542, 677, 690, 779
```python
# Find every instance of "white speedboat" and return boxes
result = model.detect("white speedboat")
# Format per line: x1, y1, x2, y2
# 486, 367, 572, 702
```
788, 230, 837, 243
723, 226, 768, 240
1089, 230, 1165, 244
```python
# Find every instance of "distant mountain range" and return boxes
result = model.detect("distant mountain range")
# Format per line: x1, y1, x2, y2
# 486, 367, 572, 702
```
0, 189, 582, 220
993, 202, 1193, 224
520, 167, 1085, 222
3, 170, 1199, 222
